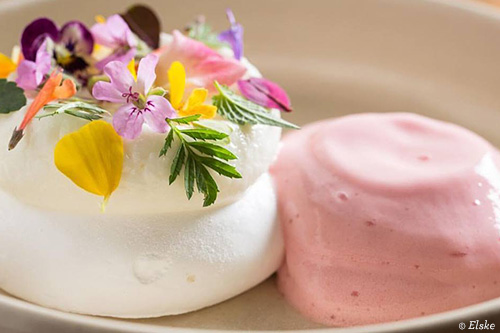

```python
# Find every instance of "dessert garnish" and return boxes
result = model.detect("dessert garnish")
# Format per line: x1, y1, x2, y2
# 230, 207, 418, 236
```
54, 120, 124, 211
0, 79, 26, 114
218, 9, 244, 60
0, 4, 298, 208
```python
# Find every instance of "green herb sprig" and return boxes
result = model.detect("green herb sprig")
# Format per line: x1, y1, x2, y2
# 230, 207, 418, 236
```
39, 100, 109, 121
186, 17, 228, 48
160, 114, 241, 207
212, 81, 299, 129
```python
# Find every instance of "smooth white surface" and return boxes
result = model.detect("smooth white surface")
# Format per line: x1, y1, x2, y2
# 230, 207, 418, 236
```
0, 173, 283, 318
2, 0, 500, 332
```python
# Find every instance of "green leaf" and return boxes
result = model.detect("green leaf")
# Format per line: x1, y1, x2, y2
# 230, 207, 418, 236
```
181, 128, 229, 141
40, 101, 107, 121
188, 141, 237, 160
196, 164, 219, 207
169, 145, 186, 184
64, 109, 103, 121
160, 118, 240, 207
184, 155, 195, 199
213, 81, 299, 129
195, 162, 207, 194
198, 156, 242, 179
0, 79, 26, 114
193, 120, 233, 145
159, 130, 174, 157
169, 114, 202, 124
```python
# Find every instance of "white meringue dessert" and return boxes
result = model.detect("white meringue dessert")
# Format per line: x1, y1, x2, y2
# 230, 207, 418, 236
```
0, 5, 296, 317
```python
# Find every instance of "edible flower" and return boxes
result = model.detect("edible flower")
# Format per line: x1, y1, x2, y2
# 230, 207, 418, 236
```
54, 120, 124, 211
155, 30, 246, 91
15, 40, 51, 91
168, 61, 216, 118
9, 70, 77, 150
91, 15, 137, 69
121, 4, 160, 49
21, 18, 94, 73
92, 53, 175, 139
0, 47, 21, 78
237, 77, 292, 112
218, 9, 243, 60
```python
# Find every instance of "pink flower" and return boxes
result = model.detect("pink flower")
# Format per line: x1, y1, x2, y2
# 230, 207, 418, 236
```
16, 39, 52, 90
155, 30, 246, 92
92, 54, 176, 140
91, 15, 137, 69
238, 78, 292, 112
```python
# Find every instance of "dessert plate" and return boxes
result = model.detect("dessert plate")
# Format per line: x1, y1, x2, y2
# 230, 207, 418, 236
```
2, 0, 500, 331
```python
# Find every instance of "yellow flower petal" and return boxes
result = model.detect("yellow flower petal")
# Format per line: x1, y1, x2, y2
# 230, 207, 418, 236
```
127, 58, 137, 81
54, 121, 124, 208
95, 15, 106, 23
183, 88, 208, 111
168, 61, 186, 110
0, 53, 17, 79
180, 104, 217, 119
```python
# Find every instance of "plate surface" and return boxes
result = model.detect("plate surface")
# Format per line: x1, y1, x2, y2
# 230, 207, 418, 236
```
2, 0, 500, 332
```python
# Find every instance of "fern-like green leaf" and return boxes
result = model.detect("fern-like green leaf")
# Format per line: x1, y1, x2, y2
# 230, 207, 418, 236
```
212, 81, 299, 129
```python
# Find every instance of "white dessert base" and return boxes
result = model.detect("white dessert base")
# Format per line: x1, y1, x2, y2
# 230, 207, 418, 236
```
0, 173, 283, 318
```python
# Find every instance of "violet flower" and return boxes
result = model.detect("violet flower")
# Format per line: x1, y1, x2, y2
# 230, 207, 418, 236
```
218, 9, 243, 60
93, 54, 175, 139
21, 18, 94, 73
238, 78, 292, 112
91, 15, 137, 70
16, 39, 52, 91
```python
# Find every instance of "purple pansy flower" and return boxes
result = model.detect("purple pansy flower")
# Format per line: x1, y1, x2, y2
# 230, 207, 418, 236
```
16, 39, 52, 90
238, 78, 292, 112
21, 18, 94, 73
93, 54, 175, 140
91, 15, 137, 70
218, 9, 243, 60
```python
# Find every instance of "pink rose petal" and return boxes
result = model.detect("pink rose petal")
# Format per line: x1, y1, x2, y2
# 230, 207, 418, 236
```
156, 30, 246, 91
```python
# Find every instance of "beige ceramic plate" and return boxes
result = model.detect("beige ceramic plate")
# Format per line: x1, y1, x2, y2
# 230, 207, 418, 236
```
2, 0, 500, 332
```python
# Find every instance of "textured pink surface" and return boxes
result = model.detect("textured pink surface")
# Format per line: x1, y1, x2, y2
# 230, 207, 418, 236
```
271, 113, 500, 327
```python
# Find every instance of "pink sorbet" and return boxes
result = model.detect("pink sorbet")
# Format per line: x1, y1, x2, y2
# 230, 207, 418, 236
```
271, 113, 500, 327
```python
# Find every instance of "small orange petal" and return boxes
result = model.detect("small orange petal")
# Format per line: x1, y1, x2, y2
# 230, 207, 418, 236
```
19, 72, 62, 130
52, 79, 77, 100
9, 71, 67, 150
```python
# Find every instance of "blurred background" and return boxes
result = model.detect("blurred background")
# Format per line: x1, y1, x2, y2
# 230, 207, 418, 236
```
0, 0, 500, 146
